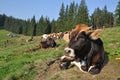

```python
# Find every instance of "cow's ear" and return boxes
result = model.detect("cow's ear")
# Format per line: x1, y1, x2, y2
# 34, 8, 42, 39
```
78, 31, 86, 37
89, 29, 103, 40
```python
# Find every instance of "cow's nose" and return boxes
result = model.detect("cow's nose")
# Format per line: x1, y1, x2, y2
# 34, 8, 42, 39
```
64, 48, 71, 53
64, 49, 71, 53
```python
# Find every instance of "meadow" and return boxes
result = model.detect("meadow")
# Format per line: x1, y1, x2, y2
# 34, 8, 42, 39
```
0, 27, 120, 80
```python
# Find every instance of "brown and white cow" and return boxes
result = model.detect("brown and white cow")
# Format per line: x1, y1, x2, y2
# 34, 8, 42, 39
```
63, 31, 71, 43
60, 24, 105, 74
41, 32, 64, 41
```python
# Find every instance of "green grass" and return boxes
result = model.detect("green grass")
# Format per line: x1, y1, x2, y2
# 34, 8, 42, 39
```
101, 27, 120, 57
0, 30, 66, 80
0, 29, 10, 41
0, 27, 120, 80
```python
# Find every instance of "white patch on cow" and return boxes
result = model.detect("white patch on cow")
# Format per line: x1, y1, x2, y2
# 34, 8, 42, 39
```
64, 47, 75, 57
60, 63, 64, 66
71, 61, 87, 73
42, 34, 48, 40
88, 65, 95, 72
81, 60, 86, 66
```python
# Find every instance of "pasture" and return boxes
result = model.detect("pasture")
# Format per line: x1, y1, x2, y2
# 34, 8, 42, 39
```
0, 27, 120, 80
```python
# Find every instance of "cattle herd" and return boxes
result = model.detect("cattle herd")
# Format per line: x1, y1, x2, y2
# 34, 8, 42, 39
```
41, 31, 70, 42
40, 30, 70, 48
41, 24, 105, 75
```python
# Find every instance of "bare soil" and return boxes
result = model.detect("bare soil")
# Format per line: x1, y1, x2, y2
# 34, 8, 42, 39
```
36, 58, 120, 80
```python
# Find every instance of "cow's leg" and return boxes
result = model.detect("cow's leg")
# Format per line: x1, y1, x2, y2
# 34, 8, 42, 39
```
88, 53, 105, 74
88, 60, 104, 74
71, 61, 87, 73
59, 55, 72, 69
60, 60, 71, 69
88, 65, 101, 74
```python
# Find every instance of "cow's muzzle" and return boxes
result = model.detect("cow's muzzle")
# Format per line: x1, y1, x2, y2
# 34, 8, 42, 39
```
64, 47, 75, 58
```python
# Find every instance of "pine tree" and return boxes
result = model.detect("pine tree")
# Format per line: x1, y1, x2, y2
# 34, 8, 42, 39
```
30, 16, 36, 36
64, 4, 69, 30
74, 3, 79, 25
103, 5, 108, 24
51, 19, 57, 33
36, 15, 44, 35
67, 1, 76, 30
91, 6, 114, 28
57, 3, 65, 32
76, 0, 89, 25
91, 8, 102, 28
45, 17, 51, 34
22, 20, 29, 35
115, 0, 120, 26
0, 14, 6, 29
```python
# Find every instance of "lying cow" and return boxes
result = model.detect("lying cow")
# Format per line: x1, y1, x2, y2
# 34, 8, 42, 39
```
24, 37, 56, 53
60, 24, 105, 74
40, 37, 56, 48
41, 34, 49, 41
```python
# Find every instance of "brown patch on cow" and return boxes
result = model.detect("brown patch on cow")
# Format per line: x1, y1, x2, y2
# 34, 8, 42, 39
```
70, 24, 92, 41
63, 24, 92, 42
63, 31, 70, 43
92, 53, 100, 65
69, 24, 103, 41
90, 29, 103, 40
72, 24, 90, 32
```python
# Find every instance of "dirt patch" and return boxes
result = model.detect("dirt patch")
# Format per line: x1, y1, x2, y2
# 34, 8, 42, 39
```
36, 58, 120, 80
36, 63, 61, 80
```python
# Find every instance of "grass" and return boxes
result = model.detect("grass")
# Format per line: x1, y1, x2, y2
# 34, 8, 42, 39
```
0, 30, 65, 80
101, 27, 120, 57
0, 27, 120, 80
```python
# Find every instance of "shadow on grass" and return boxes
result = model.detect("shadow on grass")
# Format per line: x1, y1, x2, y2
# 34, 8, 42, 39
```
103, 51, 109, 67
117, 78, 120, 80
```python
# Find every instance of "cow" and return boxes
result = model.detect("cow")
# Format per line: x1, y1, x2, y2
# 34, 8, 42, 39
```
41, 34, 49, 41
24, 37, 56, 53
59, 24, 105, 74
41, 32, 64, 41
63, 31, 71, 43
40, 37, 57, 48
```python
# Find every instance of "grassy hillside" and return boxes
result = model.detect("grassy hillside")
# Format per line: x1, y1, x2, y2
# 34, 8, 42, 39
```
101, 27, 120, 57
0, 30, 12, 41
0, 27, 120, 80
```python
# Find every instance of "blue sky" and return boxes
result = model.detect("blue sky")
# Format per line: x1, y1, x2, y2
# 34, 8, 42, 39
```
0, 0, 119, 21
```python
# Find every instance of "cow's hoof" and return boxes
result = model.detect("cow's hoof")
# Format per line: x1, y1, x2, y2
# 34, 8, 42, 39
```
89, 67, 100, 74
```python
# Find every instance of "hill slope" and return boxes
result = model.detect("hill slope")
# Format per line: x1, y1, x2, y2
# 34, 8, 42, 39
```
0, 27, 120, 80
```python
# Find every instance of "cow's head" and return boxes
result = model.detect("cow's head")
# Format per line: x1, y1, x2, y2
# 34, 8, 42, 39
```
64, 24, 102, 60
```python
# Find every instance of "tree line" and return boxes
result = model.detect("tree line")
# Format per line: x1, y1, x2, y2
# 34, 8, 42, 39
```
0, 0, 120, 36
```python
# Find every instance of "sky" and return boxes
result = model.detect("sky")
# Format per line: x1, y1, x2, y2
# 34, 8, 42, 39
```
0, 0, 119, 21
